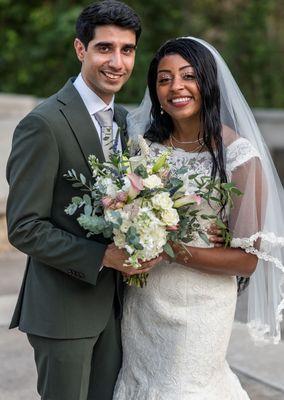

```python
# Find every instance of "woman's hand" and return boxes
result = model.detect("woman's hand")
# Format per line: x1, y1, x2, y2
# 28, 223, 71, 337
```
207, 222, 226, 248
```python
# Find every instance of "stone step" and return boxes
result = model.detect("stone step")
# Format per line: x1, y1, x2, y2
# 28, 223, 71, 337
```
227, 322, 284, 393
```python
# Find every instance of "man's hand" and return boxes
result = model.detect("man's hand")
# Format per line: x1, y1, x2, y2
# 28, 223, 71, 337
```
102, 243, 163, 275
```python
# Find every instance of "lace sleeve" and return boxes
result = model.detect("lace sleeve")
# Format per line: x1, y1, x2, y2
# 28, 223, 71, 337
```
226, 137, 260, 173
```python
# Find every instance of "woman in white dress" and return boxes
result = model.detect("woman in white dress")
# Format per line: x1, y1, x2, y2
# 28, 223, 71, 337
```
113, 37, 284, 399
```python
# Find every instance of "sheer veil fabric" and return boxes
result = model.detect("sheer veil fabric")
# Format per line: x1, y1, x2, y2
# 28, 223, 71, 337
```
127, 37, 284, 344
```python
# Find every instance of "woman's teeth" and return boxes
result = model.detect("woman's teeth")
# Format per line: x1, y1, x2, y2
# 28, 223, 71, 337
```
171, 97, 192, 104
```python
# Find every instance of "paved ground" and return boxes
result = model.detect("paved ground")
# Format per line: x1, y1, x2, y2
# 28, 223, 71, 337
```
0, 250, 283, 399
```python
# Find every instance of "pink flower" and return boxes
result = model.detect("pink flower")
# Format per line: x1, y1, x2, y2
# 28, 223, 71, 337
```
192, 194, 202, 205
166, 225, 179, 231
116, 191, 128, 202
127, 173, 144, 200
127, 173, 144, 191
113, 201, 125, 209
102, 196, 114, 209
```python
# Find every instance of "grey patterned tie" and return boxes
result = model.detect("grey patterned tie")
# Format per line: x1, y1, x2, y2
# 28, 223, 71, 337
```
94, 109, 113, 161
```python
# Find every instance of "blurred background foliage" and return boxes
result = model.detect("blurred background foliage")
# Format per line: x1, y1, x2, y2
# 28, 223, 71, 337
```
0, 0, 283, 107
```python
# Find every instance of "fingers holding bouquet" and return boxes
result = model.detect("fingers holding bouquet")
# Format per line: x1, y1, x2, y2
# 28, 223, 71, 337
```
103, 243, 163, 280
208, 222, 227, 248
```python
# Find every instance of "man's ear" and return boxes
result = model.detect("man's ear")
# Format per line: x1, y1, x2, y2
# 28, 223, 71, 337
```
74, 38, 86, 62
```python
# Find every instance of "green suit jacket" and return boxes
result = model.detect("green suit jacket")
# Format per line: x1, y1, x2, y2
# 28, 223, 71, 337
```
6, 79, 127, 339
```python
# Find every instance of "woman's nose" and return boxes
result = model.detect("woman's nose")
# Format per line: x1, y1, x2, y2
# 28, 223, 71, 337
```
170, 76, 184, 91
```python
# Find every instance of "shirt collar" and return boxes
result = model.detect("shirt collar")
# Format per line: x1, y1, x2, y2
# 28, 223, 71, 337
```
73, 73, 114, 115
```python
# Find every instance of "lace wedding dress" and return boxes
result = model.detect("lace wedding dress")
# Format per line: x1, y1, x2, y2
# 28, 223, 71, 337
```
113, 138, 258, 400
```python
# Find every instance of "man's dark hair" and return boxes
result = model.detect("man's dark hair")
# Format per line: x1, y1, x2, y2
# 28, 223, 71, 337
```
76, 0, 142, 48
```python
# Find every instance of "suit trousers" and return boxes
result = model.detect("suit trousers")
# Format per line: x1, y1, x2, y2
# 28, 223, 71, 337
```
27, 307, 122, 400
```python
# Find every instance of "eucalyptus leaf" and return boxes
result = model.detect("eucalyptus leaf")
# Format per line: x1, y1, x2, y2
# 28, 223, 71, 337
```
231, 187, 243, 196
215, 219, 227, 229
84, 204, 92, 216
71, 196, 83, 205
163, 242, 175, 258
64, 203, 78, 216
80, 174, 86, 185
71, 169, 77, 178
198, 231, 210, 245
83, 194, 91, 205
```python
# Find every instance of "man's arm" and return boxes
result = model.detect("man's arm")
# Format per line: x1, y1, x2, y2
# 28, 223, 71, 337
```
6, 113, 106, 286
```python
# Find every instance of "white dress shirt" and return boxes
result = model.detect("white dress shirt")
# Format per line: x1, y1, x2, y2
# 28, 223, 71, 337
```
73, 73, 121, 152
74, 74, 122, 271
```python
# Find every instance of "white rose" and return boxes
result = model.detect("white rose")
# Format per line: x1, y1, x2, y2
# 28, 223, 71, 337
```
151, 192, 173, 210
161, 208, 179, 226
143, 175, 163, 189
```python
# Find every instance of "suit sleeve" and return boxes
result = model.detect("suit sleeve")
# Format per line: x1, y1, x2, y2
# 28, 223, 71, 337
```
6, 113, 107, 286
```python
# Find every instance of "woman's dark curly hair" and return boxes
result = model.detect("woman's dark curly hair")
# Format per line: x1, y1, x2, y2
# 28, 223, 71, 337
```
145, 38, 227, 185
145, 39, 250, 294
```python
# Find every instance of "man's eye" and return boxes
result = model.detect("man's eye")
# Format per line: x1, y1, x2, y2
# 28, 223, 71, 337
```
123, 47, 135, 55
99, 46, 111, 53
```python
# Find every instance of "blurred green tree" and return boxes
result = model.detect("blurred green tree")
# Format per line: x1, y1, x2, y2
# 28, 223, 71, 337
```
0, 0, 283, 107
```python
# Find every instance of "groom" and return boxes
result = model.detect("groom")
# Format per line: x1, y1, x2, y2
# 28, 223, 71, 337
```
6, 2, 160, 399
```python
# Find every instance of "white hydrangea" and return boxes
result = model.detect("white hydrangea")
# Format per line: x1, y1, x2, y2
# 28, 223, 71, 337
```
122, 176, 130, 189
97, 177, 118, 198
131, 209, 167, 261
113, 229, 126, 249
105, 181, 118, 198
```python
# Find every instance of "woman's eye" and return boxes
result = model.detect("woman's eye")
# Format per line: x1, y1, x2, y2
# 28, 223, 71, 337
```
158, 76, 172, 84
183, 73, 195, 80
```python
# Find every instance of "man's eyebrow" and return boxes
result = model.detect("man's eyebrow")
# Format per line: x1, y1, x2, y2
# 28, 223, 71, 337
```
93, 42, 136, 48
122, 44, 136, 48
94, 41, 113, 47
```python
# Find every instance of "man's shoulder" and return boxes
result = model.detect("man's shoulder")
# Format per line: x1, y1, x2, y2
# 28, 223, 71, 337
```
25, 78, 76, 121
30, 93, 59, 116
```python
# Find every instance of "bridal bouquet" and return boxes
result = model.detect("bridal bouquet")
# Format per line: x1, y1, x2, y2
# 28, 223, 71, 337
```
64, 136, 241, 287
166, 169, 242, 249
64, 136, 179, 287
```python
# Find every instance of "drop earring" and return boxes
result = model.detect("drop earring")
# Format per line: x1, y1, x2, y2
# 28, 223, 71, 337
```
160, 105, 164, 115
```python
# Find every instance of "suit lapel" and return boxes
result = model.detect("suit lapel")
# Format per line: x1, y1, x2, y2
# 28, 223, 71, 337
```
57, 79, 105, 173
57, 80, 129, 173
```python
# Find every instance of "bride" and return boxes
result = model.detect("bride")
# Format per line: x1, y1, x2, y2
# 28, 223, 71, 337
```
113, 37, 284, 399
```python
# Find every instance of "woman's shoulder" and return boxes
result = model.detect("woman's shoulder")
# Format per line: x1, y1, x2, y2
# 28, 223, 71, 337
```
222, 125, 260, 170
222, 125, 257, 151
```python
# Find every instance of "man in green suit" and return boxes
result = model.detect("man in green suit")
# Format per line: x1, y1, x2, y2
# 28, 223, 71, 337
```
6, 2, 160, 399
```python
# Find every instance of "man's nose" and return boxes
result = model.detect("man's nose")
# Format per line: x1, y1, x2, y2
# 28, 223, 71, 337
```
108, 50, 123, 70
